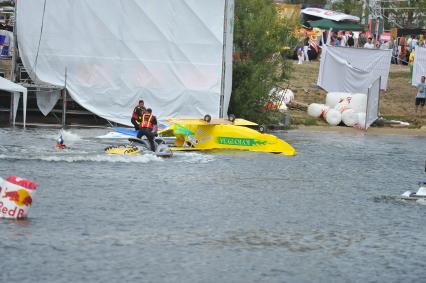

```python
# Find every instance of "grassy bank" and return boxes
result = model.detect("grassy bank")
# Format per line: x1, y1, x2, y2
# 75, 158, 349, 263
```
278, 60, 425, 128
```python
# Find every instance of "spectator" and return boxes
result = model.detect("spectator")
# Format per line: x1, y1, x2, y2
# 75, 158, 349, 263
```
392, 38, 399, 64
358, 32, 367, 48
400, 36, 407, 65
415, 75, 426, 115
333, 33, 340, 47
347, 32, 354, 47
409, 46, 415, 83
364, 37, 375, 49
340, 31, 347, 47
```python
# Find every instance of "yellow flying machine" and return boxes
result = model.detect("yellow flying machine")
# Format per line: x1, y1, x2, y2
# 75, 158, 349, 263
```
160, 116, 296, 156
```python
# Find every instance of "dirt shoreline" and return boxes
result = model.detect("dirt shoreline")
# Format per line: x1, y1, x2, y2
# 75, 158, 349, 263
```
293, 125, 426, 136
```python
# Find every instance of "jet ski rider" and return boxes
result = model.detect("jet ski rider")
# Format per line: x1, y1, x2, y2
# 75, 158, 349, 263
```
131, 100, 146, 130
137, 108, 158, 152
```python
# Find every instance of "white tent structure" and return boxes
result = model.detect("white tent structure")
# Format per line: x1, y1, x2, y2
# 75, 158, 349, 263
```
0, 76, 27, 127
16, 0, 234, 125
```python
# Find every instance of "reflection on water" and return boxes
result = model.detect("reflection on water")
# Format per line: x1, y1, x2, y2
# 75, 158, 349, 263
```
0, 127, 425, 282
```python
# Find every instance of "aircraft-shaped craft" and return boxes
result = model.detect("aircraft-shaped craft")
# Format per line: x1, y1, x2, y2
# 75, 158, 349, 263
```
112, 115, 296, 156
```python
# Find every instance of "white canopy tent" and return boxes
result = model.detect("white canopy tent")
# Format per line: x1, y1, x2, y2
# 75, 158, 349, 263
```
16, 0, 234, 125
301, 8, 360, 22
0, 76, 27, 127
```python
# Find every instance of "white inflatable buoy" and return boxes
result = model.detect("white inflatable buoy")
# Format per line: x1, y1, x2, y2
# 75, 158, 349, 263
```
341, 109, 359, 127
308, 103, 329, 118
325, 92, 352, 108
326, 92, 368, 113
324, 109, 342, 126
350, 93, 368, 113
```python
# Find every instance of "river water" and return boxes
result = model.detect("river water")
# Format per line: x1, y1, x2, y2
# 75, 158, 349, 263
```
0, 127, 425, 283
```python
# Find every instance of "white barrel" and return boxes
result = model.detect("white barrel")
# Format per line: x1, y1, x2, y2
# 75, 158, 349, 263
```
325, 92, 352, 108
341, 109, 359, 127
0, 176, 37, 219
308, 103, 329, 118
324, 109, 342, 126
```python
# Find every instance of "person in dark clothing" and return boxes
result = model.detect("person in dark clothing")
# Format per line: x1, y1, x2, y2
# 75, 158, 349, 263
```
136, 108, 158, 151
131, 100, 146, 130
347, 32, 354, 47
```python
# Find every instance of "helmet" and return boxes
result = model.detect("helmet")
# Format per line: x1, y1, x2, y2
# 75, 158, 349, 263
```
57, 136, 64, 145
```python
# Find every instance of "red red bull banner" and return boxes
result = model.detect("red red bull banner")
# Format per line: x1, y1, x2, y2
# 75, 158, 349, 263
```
0, 176, 37, 219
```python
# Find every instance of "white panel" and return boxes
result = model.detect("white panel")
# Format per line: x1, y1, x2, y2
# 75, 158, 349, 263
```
17, 0, 231, 125
328, 46, 391, 90
317, 46, 375, 94
365, 77, 381, 129
413, 47, 426, 86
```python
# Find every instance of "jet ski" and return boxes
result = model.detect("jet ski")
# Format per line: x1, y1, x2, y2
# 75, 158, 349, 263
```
104, 136, 173, 158
401, 162, 426, 201
128, 137, 173, 157
401, 182, 426, 201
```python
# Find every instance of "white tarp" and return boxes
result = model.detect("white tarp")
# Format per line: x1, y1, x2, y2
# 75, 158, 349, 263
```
318, 46, 391, 90
17, 0, 234, 125
365, 76, 381, 129
36, 90, 61, 116
0, 76, 27, 127
301, 8, 359, 22
412, 47, 426, 86
318, 46, 377, 94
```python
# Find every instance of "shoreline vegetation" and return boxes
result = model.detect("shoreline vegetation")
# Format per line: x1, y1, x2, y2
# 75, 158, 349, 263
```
281, 60, 426, 132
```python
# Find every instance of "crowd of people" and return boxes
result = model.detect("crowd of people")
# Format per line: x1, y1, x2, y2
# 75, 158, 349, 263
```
330, 31, 425, 66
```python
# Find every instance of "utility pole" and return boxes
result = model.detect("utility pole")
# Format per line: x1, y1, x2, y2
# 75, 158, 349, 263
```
367, 0, 383, 43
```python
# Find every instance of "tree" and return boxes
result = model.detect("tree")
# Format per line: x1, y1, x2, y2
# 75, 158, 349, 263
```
330, 0, 364, 19
381, 0, 426, 29
230, 0, 295, 123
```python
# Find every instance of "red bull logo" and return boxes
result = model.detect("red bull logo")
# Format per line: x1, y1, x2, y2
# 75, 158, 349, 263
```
3, 189, 32, 206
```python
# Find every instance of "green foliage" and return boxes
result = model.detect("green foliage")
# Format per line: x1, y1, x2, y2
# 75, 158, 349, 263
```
379, 0, 426, 28
229, 0, 295, 124
330, 0, 364, 19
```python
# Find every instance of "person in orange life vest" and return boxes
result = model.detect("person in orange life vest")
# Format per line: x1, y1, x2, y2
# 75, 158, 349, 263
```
136, 108, 158, 151
131, 100, 146, 130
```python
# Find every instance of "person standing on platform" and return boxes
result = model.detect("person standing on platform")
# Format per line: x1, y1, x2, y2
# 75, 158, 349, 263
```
131, 100, 146, 130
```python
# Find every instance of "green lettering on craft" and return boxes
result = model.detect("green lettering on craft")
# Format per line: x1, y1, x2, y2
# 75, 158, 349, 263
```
216, 137, 267, 146
174, 124, 194, 135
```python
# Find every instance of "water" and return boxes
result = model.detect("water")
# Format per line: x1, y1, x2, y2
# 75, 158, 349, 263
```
0, 127, 425, 283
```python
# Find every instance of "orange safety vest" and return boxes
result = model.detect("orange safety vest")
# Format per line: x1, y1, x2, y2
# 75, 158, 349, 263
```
140, 113, 153, 129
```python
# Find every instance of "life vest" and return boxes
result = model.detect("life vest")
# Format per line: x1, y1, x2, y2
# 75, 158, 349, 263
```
140, 113, 153, 129
132, 106, 145, 122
